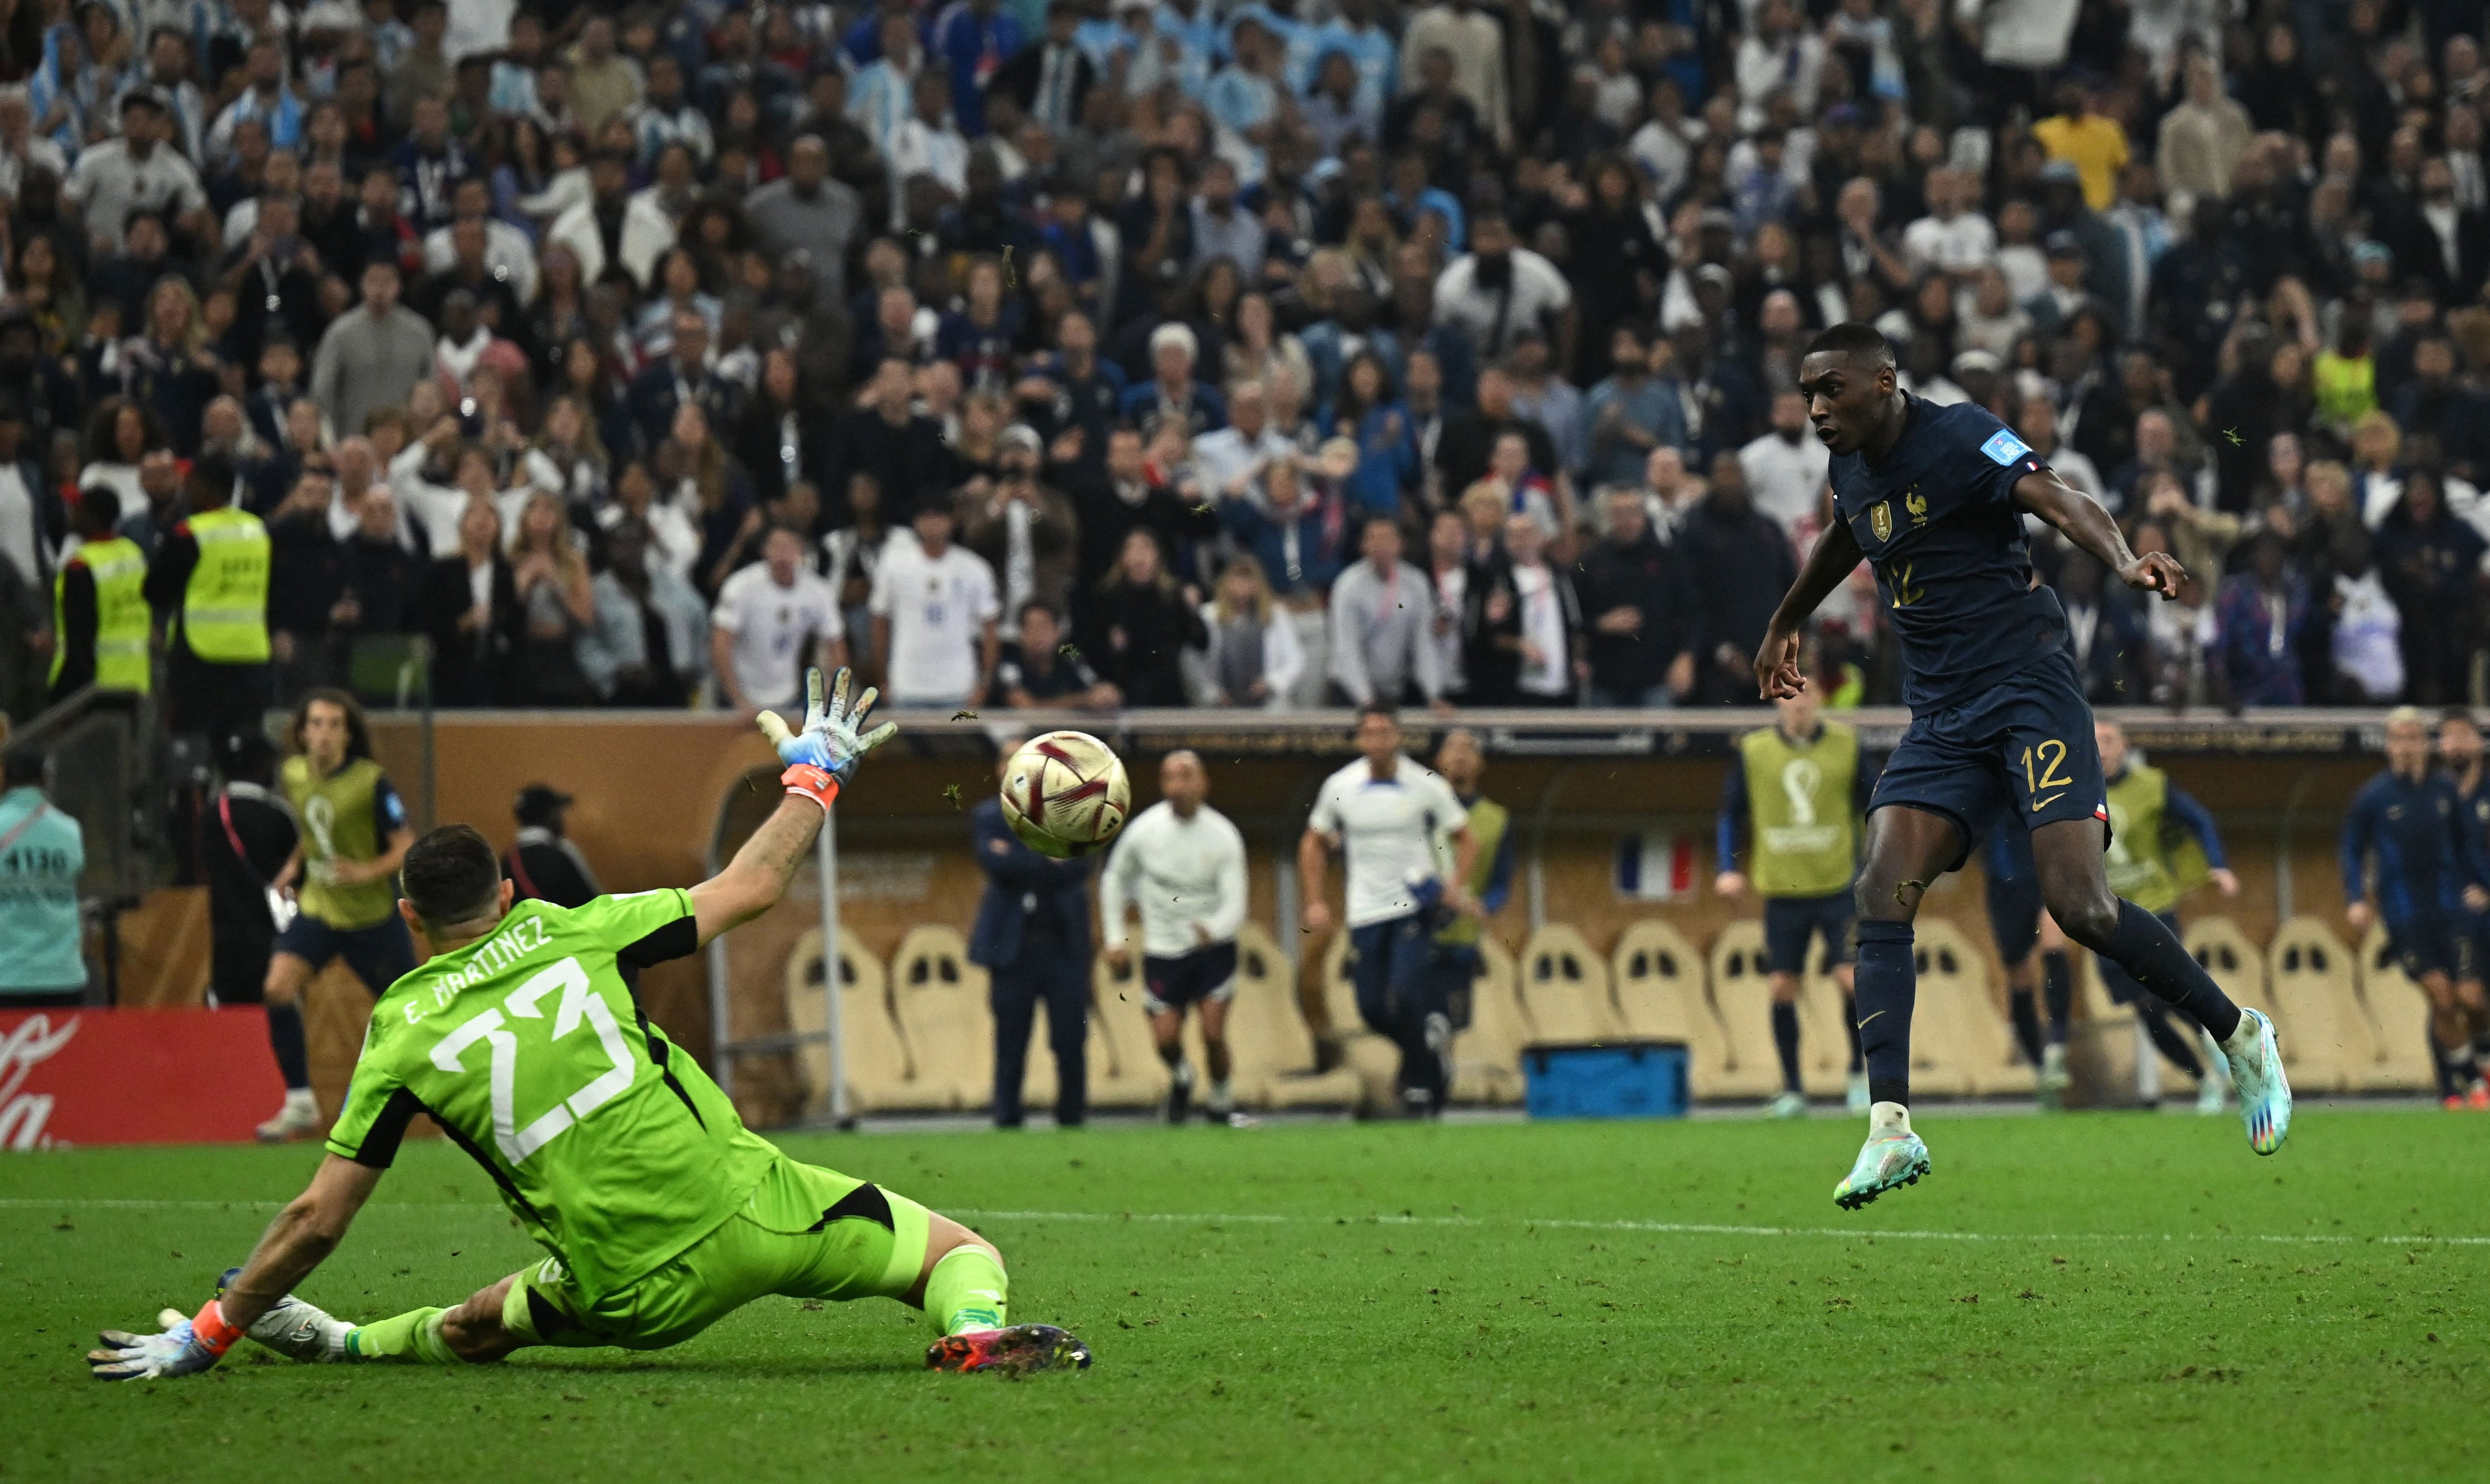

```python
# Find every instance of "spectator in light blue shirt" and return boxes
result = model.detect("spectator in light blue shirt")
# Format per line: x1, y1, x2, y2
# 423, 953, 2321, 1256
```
1302, 0, 1396, 117
1155, 0, 1222, 69
0, 750, 88, 1005
1583, 324, 1689, 491
847, 13, 923, 153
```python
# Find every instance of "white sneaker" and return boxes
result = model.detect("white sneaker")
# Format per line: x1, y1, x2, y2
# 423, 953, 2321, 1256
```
1845, 1072, 1870, 1114
1768, 1090, 1806, 1119
255, 1094, 321, 1144
220, 1268, 351, 1362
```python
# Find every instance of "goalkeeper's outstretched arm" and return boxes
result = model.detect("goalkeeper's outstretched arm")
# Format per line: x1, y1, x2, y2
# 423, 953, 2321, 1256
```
692, 666, 898, 947
221, 1156, 385, 1329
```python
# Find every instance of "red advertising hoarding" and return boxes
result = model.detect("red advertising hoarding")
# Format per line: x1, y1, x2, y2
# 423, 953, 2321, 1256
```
0, 1008, 290, 1148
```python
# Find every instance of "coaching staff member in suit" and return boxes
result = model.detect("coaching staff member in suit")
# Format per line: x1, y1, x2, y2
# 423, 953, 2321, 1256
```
969, 746, 1095, 1129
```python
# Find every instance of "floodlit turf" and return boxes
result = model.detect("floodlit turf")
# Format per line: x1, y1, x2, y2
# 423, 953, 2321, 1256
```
5, 1110, 2486, 1483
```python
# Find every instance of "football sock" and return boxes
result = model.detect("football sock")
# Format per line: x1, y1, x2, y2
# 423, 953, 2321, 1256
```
1853, 919, 1916, 1109
2137, 1004, 2204, 1079
1869, 1101, 1912, 1139
344, 1307, 460, 1364
1207, 1078, 1235, 1116
2041, 951, 2075, 1044
2006, 988, 2046, 1068
2438, 1038, 2476, 1099
921, 1244, 1009, 1335
1770, 1001, 1803, 1093
1841, 994, 1864, 1071
266, 1002, 310, 1091
2103, 902, 2242, 1042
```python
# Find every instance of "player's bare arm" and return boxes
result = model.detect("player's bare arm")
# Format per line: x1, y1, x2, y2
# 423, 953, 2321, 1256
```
1298, 827, 1337, 933
1754, 517, 1862, 699
2011, 467, 2186, 600
217, 1156, 383, 1329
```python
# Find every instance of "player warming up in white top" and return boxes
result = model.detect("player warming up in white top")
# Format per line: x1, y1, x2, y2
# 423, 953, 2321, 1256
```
1300, 705, 1477, 1115
1100, 750, 1251, 1125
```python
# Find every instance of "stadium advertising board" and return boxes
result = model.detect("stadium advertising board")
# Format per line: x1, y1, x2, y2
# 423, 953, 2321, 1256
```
0, 1009, 287, 1148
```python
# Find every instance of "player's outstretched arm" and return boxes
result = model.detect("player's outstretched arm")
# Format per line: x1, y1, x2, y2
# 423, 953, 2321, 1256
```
694, 667, 897, 946
88, 1155, 381, 1380
2013, 468, 2185, 600
1754, 517, 1863, 698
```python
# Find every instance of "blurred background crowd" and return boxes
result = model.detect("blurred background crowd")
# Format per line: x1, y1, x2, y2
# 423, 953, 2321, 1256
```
0, 0, 2488, 738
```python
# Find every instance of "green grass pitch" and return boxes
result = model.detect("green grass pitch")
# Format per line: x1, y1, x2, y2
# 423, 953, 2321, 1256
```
4, 1110, 2484, 1483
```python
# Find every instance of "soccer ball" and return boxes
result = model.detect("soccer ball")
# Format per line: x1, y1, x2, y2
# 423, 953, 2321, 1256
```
999, 731, 1130, 858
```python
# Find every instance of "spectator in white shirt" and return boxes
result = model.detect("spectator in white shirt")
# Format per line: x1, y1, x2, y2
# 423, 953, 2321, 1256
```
870, 502, 1001, 708
1192, 378, 1295, 499
1900, 166, 1997, 279
710, 524, 838, 715
1433, 212, 1572, 365
1738, 390, 1832, 534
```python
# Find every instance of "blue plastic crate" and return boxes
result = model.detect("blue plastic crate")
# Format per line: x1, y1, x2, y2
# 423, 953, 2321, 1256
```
1522, 1041, 1690, 1119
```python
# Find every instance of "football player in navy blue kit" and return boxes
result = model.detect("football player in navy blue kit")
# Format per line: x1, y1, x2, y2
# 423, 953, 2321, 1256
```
1755, 325, 2292, 1208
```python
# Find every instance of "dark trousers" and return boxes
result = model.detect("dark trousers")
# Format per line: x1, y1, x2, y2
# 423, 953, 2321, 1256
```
1349, 912, 1443, 1097
991, 947, 1088, 1127
167, 650, 273, 752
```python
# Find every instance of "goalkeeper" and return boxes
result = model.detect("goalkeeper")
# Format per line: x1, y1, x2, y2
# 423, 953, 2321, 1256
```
88, 670, 1091, 1381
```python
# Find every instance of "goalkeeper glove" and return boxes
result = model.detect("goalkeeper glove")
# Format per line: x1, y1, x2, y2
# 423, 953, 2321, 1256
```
88, 1299, 245, 1381
756, 666, 898, 810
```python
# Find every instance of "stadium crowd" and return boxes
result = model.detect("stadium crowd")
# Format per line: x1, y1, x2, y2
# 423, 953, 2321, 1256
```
0, 0, 2487, 734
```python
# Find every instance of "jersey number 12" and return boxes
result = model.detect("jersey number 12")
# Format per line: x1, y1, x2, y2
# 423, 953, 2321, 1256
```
429, 956, 635, 1166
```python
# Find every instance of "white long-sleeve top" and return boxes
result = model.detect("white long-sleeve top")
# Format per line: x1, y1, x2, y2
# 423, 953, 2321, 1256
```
1099, 800, 1249, 960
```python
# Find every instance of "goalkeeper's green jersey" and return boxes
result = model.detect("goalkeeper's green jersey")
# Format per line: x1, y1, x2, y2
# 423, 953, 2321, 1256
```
326, 890, 777, 1303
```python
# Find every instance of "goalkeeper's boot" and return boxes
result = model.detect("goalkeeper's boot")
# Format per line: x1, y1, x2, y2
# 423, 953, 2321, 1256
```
217, 1268, 350, 1363
255, 1091, 321, 1144
926, 1324, 1093, 1375
2220, 1007, 2292, 1155
1833, 1127, 1931, 1211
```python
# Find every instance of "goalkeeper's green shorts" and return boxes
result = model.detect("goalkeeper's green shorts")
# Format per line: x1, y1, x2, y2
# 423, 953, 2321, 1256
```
500, 1155, 934, 1352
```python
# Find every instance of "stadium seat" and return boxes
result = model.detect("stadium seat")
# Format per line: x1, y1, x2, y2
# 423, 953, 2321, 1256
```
2354, 923, 2440, 1093
783, 927, 942, 1115
1902, 918, 1991, 1097
1088, 952, 1173, 1109
2267, 917, 2372, 1094
1229, 922, 1364, 1109
1794, 968, 1860, 1099
2181, 915, 2269, 1091
1318, 933, 1403, 1111
2074, 952, 2139, 1095
1612, 919, 1739, 1100
1701, 920, 1789, 1100
1517, 924, 1621, 1042
888, 926, 993, 1112
1451, 934, 1528, 1105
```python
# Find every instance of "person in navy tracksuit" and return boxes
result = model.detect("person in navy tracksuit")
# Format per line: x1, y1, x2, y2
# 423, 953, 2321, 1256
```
2342, 707, 2490, 1104
969, 761, 1095, 1129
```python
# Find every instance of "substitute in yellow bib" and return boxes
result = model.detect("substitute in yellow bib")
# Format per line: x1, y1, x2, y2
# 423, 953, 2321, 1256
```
255, 688, 417, 1145
140, 451, 269, 753
1717, 688, 1874, 1116
48, 489, 150, 702
1428, 729, 1515, 1044
2095, 718, 2241, 1113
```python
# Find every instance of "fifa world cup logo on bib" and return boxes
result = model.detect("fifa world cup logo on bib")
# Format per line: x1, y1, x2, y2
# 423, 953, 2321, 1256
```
1781, 758, 1821, 826
1869, 501, 1893, 541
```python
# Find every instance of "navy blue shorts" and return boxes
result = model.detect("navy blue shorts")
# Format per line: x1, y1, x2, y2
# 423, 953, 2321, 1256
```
1348, 913, 1436, 1027
1982, 821, 2045, 965
1762, 890, 1856, 975
1871, 654, 2109, 871
2385, 913, 2458, 982
274, 912, 417, 995
1140, 942, 1239, 1015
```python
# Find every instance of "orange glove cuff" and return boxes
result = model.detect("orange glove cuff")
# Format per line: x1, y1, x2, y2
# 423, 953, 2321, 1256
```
782, 763, 841, 812
191, 1298, 244, 1357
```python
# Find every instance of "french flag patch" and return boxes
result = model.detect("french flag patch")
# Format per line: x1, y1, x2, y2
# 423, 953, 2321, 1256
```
2094, 799, 2109, 821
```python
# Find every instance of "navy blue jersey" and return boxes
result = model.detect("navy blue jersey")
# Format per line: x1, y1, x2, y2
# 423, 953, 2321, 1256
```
2340, 770, 2486, 920
1830, 395, 2062, 711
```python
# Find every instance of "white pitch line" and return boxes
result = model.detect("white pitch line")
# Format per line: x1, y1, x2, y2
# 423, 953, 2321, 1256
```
6, 1199, 2488, 1248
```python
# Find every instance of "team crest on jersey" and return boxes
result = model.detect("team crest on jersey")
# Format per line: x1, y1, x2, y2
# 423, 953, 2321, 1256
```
1905, 489, 1928, 525
1869, 501, 1893, 541
1981, 429, 2033, 466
